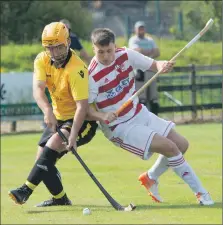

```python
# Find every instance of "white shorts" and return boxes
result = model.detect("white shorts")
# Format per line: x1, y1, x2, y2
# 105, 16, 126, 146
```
102, 105, 175, 160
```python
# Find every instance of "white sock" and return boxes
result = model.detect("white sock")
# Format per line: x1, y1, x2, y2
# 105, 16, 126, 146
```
147, 154, 169, 180
168, 152, 207, 194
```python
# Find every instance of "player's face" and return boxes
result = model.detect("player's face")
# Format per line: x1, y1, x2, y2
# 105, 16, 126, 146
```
93, 42, 116, 66
136, 26, 145, 38
45, 44, 68, 67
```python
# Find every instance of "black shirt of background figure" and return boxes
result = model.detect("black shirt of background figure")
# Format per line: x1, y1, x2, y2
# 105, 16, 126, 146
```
70, 32, 83, 51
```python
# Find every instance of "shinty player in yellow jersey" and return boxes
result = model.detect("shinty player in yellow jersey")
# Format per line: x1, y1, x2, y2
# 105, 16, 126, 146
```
8, 22, 98, 207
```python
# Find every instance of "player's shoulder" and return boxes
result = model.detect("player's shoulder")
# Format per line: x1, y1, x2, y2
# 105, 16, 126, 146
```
115, 46, 127, 53
88, 57, 100, 77
114, 46, 130, 62
66, 50, 87, 74
70, 50, 86, 67
34, 51, 50, 65
116, 46, 134, 58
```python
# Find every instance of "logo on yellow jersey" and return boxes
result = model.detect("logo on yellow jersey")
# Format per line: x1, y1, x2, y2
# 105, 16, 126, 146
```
52, 83, 56, 93
78, 70, 84, 78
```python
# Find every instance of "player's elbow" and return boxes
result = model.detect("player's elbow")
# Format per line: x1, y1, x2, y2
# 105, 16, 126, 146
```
76, 99, 89, 113
86, 105, 99, 122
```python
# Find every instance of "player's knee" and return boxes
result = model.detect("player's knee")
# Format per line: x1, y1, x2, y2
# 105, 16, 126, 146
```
180, 137, 189, 154
46, 133, 67, 150
164, 140, 180, 157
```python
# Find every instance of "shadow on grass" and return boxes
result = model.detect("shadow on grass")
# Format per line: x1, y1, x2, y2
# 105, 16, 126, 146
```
136, 202, 222, 210
26, 202, 222, 214
26, 205, 112, 214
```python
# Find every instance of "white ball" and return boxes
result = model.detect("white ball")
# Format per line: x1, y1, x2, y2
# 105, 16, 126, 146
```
83, 207, 91, 215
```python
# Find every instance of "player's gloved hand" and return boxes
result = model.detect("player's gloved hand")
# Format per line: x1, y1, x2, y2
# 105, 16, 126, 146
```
44, 109, 57, 132
103, 112, 117, 124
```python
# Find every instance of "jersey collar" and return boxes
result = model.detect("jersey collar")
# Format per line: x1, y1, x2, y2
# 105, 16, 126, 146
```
50, 50, 72, 68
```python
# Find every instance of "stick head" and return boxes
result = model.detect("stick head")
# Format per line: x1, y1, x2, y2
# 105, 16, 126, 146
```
118, 203, 136, 212
205, 18, 214, 28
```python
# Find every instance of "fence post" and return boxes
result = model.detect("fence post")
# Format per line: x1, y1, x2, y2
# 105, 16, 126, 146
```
125, 15, 131, 42
190, 64, 197, 120
10, 121, 17, 132
178, 11, 184, 39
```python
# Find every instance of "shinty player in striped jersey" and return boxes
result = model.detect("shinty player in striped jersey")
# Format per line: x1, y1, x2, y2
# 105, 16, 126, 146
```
86, 28, 214, 205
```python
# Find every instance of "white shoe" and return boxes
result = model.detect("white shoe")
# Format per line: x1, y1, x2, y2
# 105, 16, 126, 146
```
138, 172, 163, 203
196, 192, 214, 205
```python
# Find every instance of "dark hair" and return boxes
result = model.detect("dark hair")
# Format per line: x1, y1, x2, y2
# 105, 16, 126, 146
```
91, 28, 115, 46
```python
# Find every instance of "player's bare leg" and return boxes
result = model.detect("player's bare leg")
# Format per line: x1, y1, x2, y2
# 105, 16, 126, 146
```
139, 133, 214, 205
36, 146, 44, 161
141, 129, 188, 202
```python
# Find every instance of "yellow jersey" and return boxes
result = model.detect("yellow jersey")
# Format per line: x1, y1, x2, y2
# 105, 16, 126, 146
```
34, 49, 88, 120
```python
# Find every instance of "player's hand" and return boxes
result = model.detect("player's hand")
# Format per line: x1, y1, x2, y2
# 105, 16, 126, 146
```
44, 110, 57, 132
103, 112, 117, 124
66, 135, 77, 151
158, 61, 175, 73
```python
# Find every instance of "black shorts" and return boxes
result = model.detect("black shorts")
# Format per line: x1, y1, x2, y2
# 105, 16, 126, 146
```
38, 120, 98, 148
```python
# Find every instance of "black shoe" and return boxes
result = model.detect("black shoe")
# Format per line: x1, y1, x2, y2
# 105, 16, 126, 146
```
35, 194, 72, 207
8, 184, 33, 205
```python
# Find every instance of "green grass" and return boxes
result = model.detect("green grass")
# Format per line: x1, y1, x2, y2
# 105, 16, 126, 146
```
1, 123, 222, 224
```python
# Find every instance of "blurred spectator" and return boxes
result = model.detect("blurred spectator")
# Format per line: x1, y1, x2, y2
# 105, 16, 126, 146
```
60, 19, 91, 65
128, 21, 160, 115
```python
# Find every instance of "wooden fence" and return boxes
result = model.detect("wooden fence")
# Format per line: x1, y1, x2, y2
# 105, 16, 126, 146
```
155, 64, 222, 121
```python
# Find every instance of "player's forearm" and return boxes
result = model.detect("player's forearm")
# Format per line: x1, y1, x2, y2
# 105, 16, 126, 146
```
71, 101, 88, 138
33, 89, 52, 114
149, 60, 165, 73
87, 106, 105, 123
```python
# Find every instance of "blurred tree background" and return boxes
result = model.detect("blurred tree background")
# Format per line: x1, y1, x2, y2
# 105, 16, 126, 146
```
177, 0, 222, 41
1, 0, 221, 72
1, 0, 221, 45
146, 0, 221, 42
1, 0, 92, 45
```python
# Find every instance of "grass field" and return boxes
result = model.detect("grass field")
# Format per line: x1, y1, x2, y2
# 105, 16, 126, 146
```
1, 123, 222, 224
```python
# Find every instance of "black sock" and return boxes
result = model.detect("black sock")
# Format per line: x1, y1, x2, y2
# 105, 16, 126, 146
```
27, 146, 58, 186
42, 166, 65, 197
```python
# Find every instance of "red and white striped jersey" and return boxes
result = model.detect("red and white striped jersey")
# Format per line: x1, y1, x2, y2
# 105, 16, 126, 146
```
88, 47, 154, 127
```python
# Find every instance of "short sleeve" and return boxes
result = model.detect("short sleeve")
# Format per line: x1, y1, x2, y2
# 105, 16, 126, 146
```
69, 65, 88, 101
88, 75, 99, 104
126, 48, 154, 72
33, 54, 46, 81
128, 36, 140, 49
